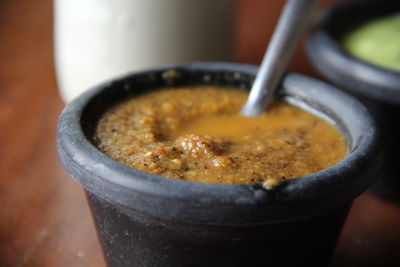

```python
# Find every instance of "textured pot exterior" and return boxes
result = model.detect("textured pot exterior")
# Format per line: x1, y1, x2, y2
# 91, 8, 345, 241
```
86, 191, 350, 267
57, 63, 382, 266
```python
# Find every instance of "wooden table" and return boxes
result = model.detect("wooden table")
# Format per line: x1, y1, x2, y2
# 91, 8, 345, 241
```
1, 0, 399, 266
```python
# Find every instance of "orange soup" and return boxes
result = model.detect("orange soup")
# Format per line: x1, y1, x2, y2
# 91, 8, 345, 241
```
94, 87, 347, 187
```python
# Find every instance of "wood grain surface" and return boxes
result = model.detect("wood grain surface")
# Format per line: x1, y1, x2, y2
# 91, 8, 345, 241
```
0, 0, 399, 266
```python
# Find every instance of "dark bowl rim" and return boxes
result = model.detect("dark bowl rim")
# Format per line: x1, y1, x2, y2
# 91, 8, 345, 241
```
307, 0, 400, 104
57, 62, 380, 223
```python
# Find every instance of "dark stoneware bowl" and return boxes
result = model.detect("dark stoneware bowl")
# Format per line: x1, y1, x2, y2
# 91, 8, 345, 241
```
57, 62, 381, 267
307, 0, 400, 105
307, 0, 400, 200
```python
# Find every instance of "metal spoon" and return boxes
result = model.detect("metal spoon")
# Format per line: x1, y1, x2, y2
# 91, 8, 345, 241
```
241, 0, 320, 117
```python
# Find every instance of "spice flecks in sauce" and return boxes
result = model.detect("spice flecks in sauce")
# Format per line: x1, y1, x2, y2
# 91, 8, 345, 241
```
94, 87, 347, 185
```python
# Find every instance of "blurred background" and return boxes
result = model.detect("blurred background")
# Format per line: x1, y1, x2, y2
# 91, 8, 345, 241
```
1, 0, 400, 266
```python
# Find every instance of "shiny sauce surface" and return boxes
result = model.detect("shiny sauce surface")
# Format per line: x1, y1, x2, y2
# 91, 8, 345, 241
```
94, 87, 347, 186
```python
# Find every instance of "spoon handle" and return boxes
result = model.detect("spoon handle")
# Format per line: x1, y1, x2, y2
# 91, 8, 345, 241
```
241, 0, 320, 117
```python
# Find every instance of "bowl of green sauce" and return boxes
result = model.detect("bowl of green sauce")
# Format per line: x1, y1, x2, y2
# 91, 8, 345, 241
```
307, 0, 400, 105
307, 0, 400, 201
343, 13, 400, 73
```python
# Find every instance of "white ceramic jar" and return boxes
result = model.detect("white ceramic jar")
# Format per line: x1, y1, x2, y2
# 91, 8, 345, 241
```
54, 0, 237, 102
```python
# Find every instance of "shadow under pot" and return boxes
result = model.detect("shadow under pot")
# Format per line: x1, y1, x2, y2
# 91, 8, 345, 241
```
307, 0, 400, 201
57, 63, 381, 267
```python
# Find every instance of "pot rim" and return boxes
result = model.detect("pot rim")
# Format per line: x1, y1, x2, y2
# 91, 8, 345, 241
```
57, 62, 381, 223
307, 0, 400, 105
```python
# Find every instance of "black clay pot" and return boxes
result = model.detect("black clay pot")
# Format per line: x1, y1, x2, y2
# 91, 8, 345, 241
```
57, 63, 381, 267
307, 0, 400, 201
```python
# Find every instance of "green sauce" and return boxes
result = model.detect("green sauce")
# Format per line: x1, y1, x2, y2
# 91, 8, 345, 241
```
343, 13, 400, 72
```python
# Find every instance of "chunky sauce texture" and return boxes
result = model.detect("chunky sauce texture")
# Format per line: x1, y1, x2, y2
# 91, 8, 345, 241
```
94, 87, 347, 186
